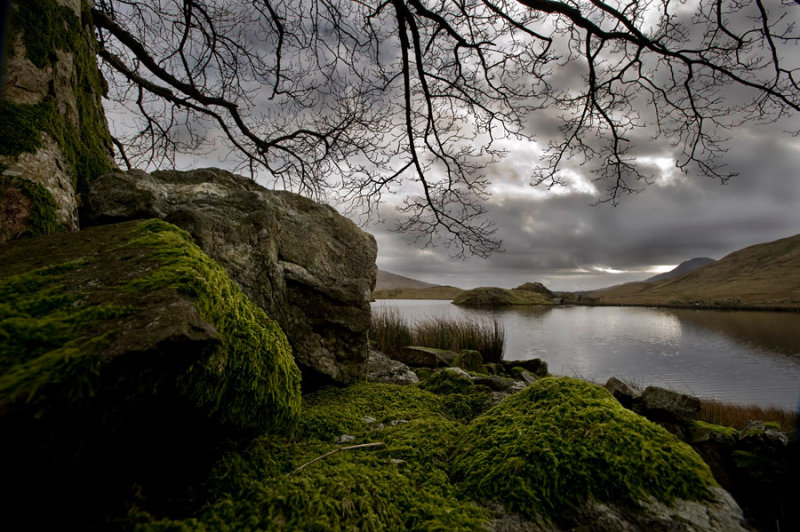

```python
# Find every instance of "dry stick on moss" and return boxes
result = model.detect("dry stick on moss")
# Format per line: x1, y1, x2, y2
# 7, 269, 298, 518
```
292, 442, 386, 474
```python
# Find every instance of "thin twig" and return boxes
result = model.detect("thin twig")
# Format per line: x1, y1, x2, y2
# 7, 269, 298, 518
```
291, 442, 386, 474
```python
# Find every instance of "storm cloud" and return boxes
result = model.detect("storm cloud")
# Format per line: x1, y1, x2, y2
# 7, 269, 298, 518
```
370, 117, 800, 291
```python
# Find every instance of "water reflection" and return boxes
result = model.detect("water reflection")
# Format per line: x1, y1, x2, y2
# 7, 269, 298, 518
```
665, 309, 800, 358
371, 300, 800, 409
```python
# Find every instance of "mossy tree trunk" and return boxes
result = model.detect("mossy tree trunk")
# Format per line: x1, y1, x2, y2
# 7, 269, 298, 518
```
0, 0, 114, 243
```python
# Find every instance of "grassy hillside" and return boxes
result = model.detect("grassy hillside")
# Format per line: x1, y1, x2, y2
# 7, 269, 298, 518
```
644, 257, 716, 283
375, 270, 437, 291
588, 234, 800, 309
373, 285, 464, 300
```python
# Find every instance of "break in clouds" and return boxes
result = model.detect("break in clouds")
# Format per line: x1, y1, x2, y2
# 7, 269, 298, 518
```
98, 0, 800, 291
371, 115, 800, 292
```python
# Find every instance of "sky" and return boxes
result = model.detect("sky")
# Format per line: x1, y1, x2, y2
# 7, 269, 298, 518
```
97, 1, 800, 293
367, 115, 800, 291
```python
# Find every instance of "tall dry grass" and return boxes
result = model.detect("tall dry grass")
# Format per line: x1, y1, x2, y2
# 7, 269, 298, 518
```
370, 307, 505, 362
698, 398, 798, 433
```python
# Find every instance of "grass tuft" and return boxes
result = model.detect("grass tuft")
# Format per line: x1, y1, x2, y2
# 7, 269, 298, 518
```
698, 398, 797, 433
370, 307, 505, 362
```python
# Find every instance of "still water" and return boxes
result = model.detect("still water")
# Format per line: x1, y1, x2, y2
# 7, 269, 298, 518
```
371, 300, 800, 410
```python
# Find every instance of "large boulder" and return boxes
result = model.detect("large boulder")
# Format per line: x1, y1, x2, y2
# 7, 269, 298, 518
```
0, 219, 300, 525
83, 168, 377, 383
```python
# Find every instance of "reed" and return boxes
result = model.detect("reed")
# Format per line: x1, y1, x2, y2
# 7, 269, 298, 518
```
698, 398, 798, 433
370, 307, 505, 362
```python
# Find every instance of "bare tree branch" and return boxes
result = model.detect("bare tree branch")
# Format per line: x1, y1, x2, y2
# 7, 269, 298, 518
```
93, 0, 800, 257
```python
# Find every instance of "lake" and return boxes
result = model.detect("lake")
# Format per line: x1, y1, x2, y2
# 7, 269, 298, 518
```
371, 300, 800, 410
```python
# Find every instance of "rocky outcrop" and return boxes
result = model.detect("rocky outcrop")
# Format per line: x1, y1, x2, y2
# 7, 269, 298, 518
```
83, 168, 377, 383
604, 377, 701, 437
0, 219, 300, 526
1, 0, 115, 242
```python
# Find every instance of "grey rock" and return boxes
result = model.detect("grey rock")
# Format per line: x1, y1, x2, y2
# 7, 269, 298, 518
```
502, 358, 548, 377
517, 370, 538, 385
484, 487, 747, 531
85, 168, 377, 383
738, 420, 789, 452
366, 349, 419, 385
391, 346, 457, 367
473, 374, 522, 392
634, 385, 701, 424
605, 376, 641, 409
441, 367, 473, 382
335, 434, 355, 444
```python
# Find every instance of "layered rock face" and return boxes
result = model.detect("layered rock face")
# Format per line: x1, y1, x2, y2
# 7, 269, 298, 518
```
84, 168, 377, 382
0, 0, 115, 242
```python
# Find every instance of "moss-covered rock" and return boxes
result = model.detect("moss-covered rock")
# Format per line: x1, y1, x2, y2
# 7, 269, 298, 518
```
125, 378, 747, 531
85, 168, 377, 384
0, 219, 300, 525
451, 377, 719, 526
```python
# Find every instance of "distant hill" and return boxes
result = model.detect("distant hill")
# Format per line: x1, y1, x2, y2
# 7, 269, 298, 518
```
375, 270, 437, 291
453, 282, 555, 307
373, 270, 462, 300
372, 285, 464, 300
587, 234, 800, 309
644, 257, 716, 283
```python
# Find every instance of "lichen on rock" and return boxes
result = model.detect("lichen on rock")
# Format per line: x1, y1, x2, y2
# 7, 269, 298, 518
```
0, 0, 115, 242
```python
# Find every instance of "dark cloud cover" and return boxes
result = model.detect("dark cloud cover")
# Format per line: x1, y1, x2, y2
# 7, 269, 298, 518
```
370, 118, 800, 291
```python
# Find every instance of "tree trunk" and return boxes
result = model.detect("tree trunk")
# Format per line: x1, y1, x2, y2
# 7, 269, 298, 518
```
0, 0, 114, 243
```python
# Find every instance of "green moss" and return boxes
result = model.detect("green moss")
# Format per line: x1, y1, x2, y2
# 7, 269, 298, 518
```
3, 0, 113, 192
452, 350, 484, 373
417, 369, 494, 421
691, 420, 739, 445
298, 381, 449, 440
0, 176, 59, 237
131, 383, 489, 530
451, 377, 717, 525
123, 220, 301, 432
0, 101, 50, 155
0, 257, 135, 406
0, 219, 300, 433
419, 369, 475, 396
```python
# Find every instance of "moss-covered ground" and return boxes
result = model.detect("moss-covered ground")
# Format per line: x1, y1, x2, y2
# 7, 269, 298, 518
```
129, 377, 720, 530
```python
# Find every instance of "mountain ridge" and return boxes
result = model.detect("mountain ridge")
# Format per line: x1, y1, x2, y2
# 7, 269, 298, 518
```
587, 233, 800, 309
